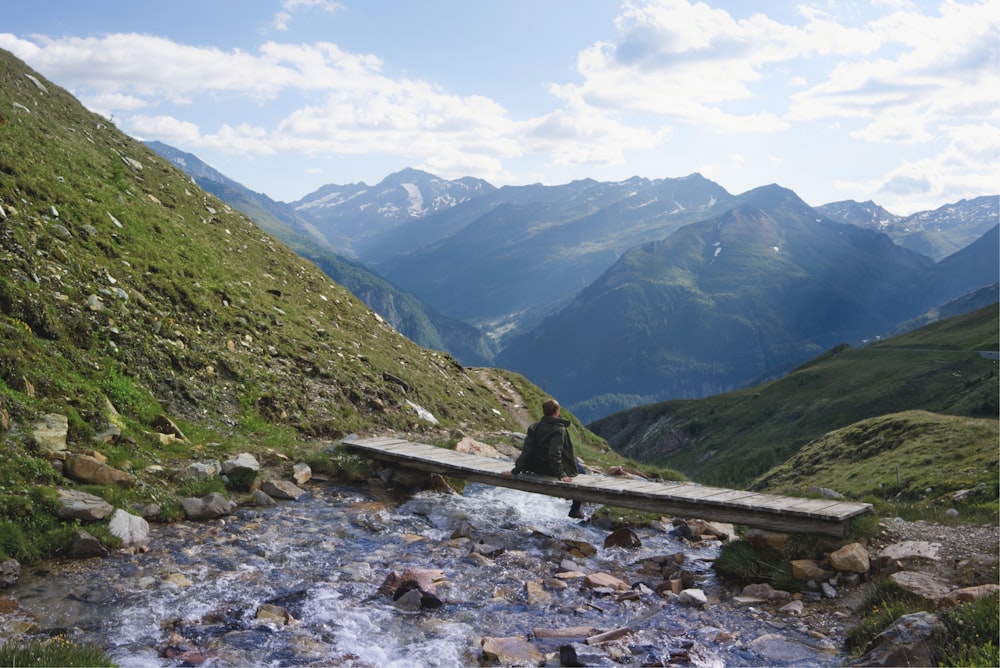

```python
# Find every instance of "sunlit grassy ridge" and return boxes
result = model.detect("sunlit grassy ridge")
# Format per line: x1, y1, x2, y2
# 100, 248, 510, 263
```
754, 410, 998, 517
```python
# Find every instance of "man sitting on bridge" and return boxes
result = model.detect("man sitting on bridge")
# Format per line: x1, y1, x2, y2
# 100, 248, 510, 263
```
502, 398, 585, 518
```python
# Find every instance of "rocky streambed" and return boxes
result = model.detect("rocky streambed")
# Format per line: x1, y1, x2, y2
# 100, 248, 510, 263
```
0, 477, 879, 667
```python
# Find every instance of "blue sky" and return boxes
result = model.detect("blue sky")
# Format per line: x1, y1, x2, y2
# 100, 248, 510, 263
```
3, 0, 997, 215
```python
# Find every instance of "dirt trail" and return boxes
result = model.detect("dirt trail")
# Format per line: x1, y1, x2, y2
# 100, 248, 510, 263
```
475, 368, 534, 430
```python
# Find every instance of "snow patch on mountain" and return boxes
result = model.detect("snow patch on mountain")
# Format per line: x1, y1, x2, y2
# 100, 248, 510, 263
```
401, 182, 424, 217
299, 188, 369, 210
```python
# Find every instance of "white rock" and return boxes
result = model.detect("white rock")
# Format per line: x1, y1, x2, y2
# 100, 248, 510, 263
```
109, 508, 149, 545
678, 588, 707, 606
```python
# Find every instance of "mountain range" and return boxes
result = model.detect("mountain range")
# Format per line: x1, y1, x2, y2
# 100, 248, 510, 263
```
817, 196, 998, 261
147, 143, 999, 423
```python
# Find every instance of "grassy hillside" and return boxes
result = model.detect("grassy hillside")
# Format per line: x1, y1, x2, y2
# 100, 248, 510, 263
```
589, 303, 998, 488
753, 410, 998, 516
0, 48, 647, 563
0, 48, 512, 441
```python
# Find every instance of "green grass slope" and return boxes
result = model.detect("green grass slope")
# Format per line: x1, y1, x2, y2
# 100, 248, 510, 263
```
0, 48, 512, 441
0, 48, 636, 561
753, 410, 998, 516
589, 304, 998, 488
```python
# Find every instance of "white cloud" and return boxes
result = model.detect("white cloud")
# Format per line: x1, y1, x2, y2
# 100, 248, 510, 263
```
556, 0, 877, 130
789, 1, 1000, 130
1, 1, 995, 211
273, 0, 343, 31
0, 28, 669, 174
129, 115, 202, 144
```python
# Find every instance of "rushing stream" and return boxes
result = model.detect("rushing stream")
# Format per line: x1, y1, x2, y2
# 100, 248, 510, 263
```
5, 481, 851, 666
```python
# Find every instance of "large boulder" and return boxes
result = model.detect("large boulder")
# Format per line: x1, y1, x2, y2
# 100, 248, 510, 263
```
108, 508, 149, 545
222, 453, 260, 491
64, 453, 131, 485
56, 488, 114, 521
181, 492, 234, 520
830, 542, 870, 573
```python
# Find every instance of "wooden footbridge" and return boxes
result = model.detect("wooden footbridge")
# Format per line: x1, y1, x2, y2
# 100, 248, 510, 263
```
340, 435, 872, 537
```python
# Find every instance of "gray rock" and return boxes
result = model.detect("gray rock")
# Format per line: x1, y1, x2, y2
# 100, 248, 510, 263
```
93, 424, 122, 443
392, 588, 424, 611
779, 600, 804, 616
260, 480, 306, 500
56, 488, 114, 521
130, 502, 162, 519
1, 558, 20, 587
185, 460, 222, 481
880, 540, 942, 562
69, 530, 110, 559
850, 611, 945, 667
222, 452, 260, 474
247, 490, 276, 506
32, 413, 69, 454
181, 492, 234, 520
48, 223, 72, 240
741, 582, 791, 601
889, 571, 954, 603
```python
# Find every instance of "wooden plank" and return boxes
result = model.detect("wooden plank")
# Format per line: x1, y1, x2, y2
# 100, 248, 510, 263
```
339, 436, 872, 535
689, 489, 761, 504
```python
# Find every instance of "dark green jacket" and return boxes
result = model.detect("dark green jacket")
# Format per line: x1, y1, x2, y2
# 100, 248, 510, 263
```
512, 415, 576, 478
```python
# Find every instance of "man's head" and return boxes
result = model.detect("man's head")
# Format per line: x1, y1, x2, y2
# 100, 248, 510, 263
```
542, 398, 560, 416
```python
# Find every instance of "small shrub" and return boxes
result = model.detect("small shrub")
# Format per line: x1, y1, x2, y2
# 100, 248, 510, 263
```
101, 368, 161, 422
713, 539, 786, 584
330, 452, 373, 482
0, 636, 115, 667
938, 593, 1000, 667
847, 512, 881, 540
302, 451, 338, 476
0, 520, 35, 562
176, 477, 227, 499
